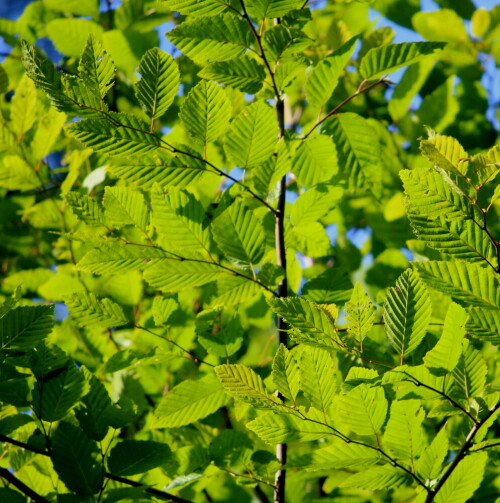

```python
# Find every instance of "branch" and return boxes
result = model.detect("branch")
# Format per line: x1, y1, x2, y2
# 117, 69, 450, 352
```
0, 434, 195, 503
425, 400, 500, 503
0, 467, 49, 503
301, 77, 389, 139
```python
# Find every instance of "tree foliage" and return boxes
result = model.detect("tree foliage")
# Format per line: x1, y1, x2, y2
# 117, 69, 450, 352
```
0, 1, 499, 502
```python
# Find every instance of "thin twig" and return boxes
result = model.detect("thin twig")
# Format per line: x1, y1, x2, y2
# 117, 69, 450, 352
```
0, 467, 49, 503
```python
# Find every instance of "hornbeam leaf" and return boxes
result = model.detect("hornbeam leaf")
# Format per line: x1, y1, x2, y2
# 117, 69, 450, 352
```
33, 365, 88, 422
108, 150, 207, 188
451, 340, 487, 402
163, 0, 234, 16
424, 303, 467, 374
299, 346, 337, 415
272, 344, 300, 401
384, 399, 425, 462
0, 305, 54, 350
66, 292, 128, 328
339, 384, 387, 437
225, 100, 279, 168
11, 75, 37, 136
323, 112, 382, 194
340, 466, 408, 490
292, 135, 338, 187
420, 134, 468, 175
136, 48, 179, 119
103, 186, 149, 231
107, 441, 171, 475
435, 452, 487, 503
143, 259, 225, 292
209, 275, 260, 307
247, 0, 304, 19
344, 283, 376, 347
360, 41, 446, 79
77, 243, 167, 275
306, 37, 358, 107
198, 57, 266, 94
67, 113, 161, 156
466, 307, 500, 344
383, 270, 431, 363
212, 198, 265, 264
415, 426, 448, 481
290, 183, 343, 226
51, 422, 103, 495
247, 411, 333, 444
215, 364, 277, 408
267, 296, 344, 350
180, 80, 232, 145
167, 13, 252, 64
151, 185, 211, 257
78, 35, 115, 99
155, 374, 227, 427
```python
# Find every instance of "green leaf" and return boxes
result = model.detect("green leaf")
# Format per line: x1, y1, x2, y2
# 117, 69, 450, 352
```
136, 47, 179, 119
197, 310, 243, 357
151, 185, 211, 257
272, 344, 300, 401
413, 9, 468, 43
155, 373, 227, 427
247, 0, 304, 19
401, 168, 473, 222
451, 340, 487, 402
388, 59, 434, 121
51, 421, 103, 496
267, 296, 343, 350
292, 135, 338, 187
420, 135, 469, 175
109, 150, 208, 188
338, 384, 387, 437
45, 0, 99, 17
383, 270, 432, 363
209, 274, 260, 307
263, 25, 312, 62
27, 342, 68, 380
77, 243, 167, 275
163, 0, 234, 17
360, 41, 446, 79
168, 13, 252, 64
212, 199, 265, 264
180, 80, 232, 146
466, 307, 500, 344
415, 426, 448, 481
78, 35, 115, 99
198, 57, 266, 94
290, 184, 343, 226
11, 74, 37, 136
247, 411, 333, 444
65, 192, 105, 225
424, 303, 467, 374
225, 100, 278, 168
143, 259, 224, 292
384, 399, 425, 462
299, 346, 337, 415
33, 365, 88, 422
68, 113, 161, 156
306, 37, 358, 107
46, 18, 104, 58
215, 364, 277, 408
75, 368, 112, 441
323, 112, 381, 193
340, 466, 408, 490
103, 186, 149, 231
66, 292, 128, 328
0, 305, 54, 350
302, 267, 353, 304
344, 282, 376, 347
107, 440, 171, 476
435, 452, 487, 503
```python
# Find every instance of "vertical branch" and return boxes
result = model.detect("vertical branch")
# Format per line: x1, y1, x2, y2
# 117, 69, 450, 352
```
274, 97, 288, 503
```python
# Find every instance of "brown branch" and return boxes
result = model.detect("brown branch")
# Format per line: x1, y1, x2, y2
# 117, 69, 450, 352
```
302, 77, 389, 139
0, 467, 49, 503
425, 401, 500, 502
